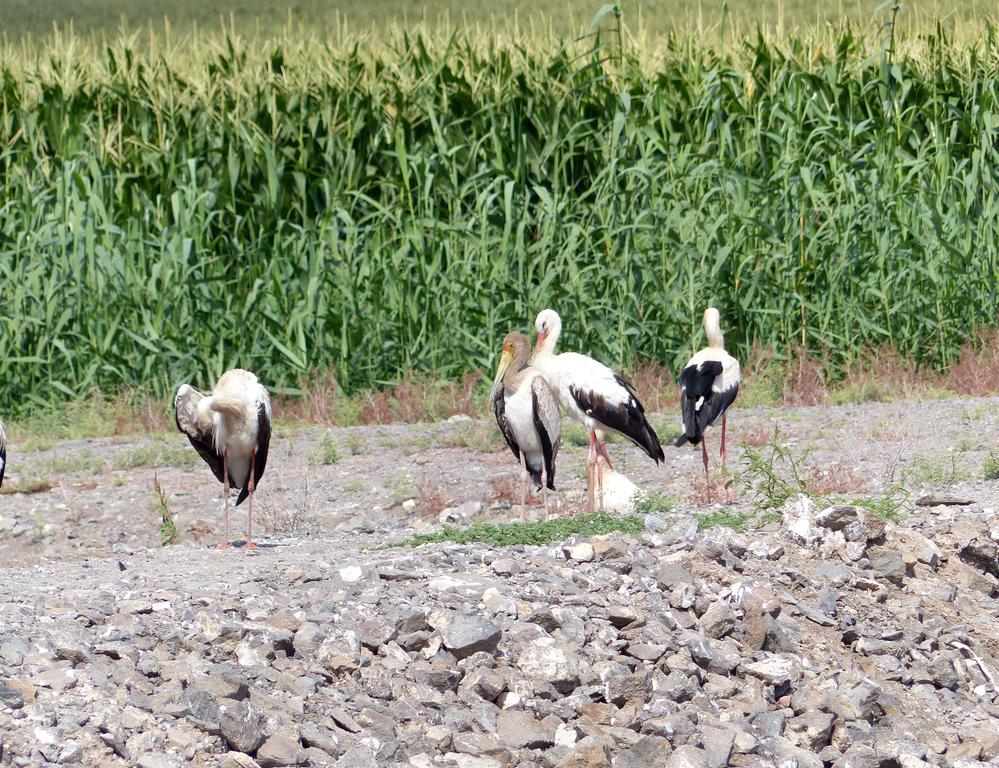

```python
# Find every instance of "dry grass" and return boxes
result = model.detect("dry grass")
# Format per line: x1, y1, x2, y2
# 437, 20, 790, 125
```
623, 360, 679, 414
683, 475, 736, 507
782, 345, 829, 406
943, 327, 999, 396
8, 327, 999, 445
739, 426, 773, 449
806, 464, 868, 495
415, 479, 451, 519
487, 474, 525, 506
357, 372, 483, 425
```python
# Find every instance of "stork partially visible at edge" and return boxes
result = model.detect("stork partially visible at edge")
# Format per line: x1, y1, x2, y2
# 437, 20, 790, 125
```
491, 331, 562, 519
675, 307, 741, 485
530, 309, 664, 512
175, 369, 271, 549
0, 421, 7, 489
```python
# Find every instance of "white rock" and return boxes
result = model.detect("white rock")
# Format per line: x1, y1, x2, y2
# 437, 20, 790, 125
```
566, 543, 595, 562
782, 494, 822, 545
601, 468, 641, 514
555, 723, 578, 748
339, 565, 364, 582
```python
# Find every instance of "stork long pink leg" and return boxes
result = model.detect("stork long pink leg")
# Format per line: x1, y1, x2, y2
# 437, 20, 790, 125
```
245, 449, 259, 549
218, 450, 231, 550
596, 438, 614, 470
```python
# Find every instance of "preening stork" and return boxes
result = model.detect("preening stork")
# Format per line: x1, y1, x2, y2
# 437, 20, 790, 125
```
530, 309, 664, 511
491, 331, 562, 518
0, 421, 6, 489
676, 307, 741, 483
175, 369, 272, 549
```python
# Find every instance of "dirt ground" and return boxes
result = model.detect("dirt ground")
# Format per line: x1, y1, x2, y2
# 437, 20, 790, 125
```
0, 397, 996, 562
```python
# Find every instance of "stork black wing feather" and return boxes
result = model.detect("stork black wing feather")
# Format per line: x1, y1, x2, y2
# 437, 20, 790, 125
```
492, 385, 521, 462
570, 378, 665, 463
676, 361, 735, 446
236, 402, 271, 507
175, 406, 226, 484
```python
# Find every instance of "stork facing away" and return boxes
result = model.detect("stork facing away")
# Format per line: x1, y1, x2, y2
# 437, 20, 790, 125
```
530, 309, 664, 512
676, 307, 741, 484
175, 369, 271, 549
0, 421, 6, 489
491, 331, 562, 518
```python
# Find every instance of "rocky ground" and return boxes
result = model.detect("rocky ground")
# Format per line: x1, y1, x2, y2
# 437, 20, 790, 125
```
0, 397, 997, 768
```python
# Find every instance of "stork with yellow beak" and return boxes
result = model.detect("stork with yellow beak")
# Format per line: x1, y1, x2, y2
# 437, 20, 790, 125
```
490, 332, 562, 518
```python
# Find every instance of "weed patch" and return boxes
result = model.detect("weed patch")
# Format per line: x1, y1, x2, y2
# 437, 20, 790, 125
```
392, 512, 644, 548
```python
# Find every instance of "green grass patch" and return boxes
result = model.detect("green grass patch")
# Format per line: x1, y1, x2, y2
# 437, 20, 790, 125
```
114, 443, 197, 471
392, 511, 645, 548
0, 478, 55, 495
907, 454, 971, 486
632, 491, 675, 516
39, 450, 103, 475
697, 510, 753, 531
442, 422, 499, 453
982, 451, 999, 481
316, 433, 341, 465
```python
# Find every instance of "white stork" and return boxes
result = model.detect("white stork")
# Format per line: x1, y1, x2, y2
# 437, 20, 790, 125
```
0, 421, 6, 488
491, 331, 562, 518
530, 309, 664, 511
175, 369, 272, 549
675, 307, 741, 483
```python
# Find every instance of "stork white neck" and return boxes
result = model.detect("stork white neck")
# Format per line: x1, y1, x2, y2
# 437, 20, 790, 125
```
704, 307, 724, 349
533, 309, 563, 360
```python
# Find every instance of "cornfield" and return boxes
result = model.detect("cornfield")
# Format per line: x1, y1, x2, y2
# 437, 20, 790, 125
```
2, 19, 999, 411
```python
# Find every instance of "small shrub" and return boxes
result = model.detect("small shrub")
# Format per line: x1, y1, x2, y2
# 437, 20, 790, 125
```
317, 433, 340, 465
632, 490, 675, 516
697, 510, 752, 531
982, 451, 999, 481
153, 473, 179, 546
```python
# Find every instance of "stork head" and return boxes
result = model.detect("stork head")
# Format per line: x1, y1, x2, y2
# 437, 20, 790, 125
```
703, 307, 724, 348
533, 308, 562, 354
491, 331, 530, 400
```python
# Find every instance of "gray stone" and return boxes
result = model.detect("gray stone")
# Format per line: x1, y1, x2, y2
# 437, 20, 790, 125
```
0, 684, 24, 709
220, 700, 266, 754
193, 668, 250, 701
517, 636, 581, 694
815, 506, 860, 531
870, 551, 906, 586
656, 563, 694, 590
700, 726, 735, 768
300, 722, 340, 755
664, 745, 710, 768
136, 755, 183, 768
787, 711, 835, 750
753, 711, 788, 738
257, 734, 301, 767
181, 687, 221, 733
927, 655, 959, 690
334, 746, 377, 768
839, 744, 879, 768
699, 601, 736, 639
441, 614, 502, 659
496, 710, 553, 749
816, 563, 853, 585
